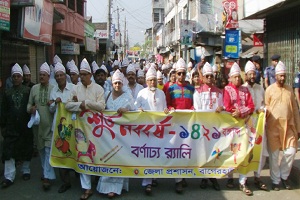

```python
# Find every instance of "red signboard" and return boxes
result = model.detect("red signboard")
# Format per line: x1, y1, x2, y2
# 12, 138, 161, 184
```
253, 33, 264, 46
22, 0, 53, 44
0, 0, 10, 21
222, 0, 239, 29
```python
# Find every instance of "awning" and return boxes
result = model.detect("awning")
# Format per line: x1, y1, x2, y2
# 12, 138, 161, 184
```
240, 46, 263, 58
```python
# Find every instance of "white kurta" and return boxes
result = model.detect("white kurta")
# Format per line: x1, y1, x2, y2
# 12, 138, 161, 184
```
65, 82, 105, 112
242, 82, 264, 111
134, 88, 167, 111
193, 84, 223, 111
97, 91, 135, 195
124, 83, 144, 100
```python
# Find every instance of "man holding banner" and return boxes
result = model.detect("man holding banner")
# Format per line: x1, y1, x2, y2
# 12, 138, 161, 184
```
135, 66, 169, 194
193, 62, 223, 191
166, 58, 194, 193
65, 58, 105, 200
265, 61, 300, 191
223, 62, 255, 196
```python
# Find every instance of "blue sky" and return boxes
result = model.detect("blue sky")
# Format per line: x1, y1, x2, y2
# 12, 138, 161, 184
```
87, 0, 152, 47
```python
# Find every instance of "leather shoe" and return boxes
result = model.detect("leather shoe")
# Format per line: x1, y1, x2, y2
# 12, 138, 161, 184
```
1, 179, 13, 188
42, 178, 51, 190
210, 178, 220, 191
58, 183, 71, 193
22, 173, 31, 181
281, 179, 292, 190
272, 183, 280, 191
175, 181, 183, 193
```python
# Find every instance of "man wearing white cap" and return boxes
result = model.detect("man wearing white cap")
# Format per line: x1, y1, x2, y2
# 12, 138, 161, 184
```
166, 58, 194, 193
265, 61, 300, 191
91, 61, 100, 83
1, 64, 33, 188
157, 70, 164, 90
161, 64, 169, 84
110, 60, 120, 77
66, 58, 105, 200
69, 60, 80, 85
94, 67, 112, 93
27, 62, 55, 190
124, 64, 143, 100
193, 62, 222, 191
223, 62, 255, 196
49, 62, 75, 193
136, 69, 146, 87
242, 61, 268, 191
22, 64, 35, 88
134, 66, 169, 195
186, 61, 193, 82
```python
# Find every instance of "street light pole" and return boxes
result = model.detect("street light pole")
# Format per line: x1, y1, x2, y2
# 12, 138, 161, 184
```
106, 0, 112, 63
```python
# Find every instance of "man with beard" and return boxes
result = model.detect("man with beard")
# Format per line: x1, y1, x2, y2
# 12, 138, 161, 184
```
242, 61, 267, 191
49, 62, 74, 193
94, 68, 112, 93
166, 58, 194, 193
66, 58, 105, 200
27, 62, 55, 190
223, 62, 255, 196
124, 64, 143, 100
1, 64, 33, 188
22, 64, 35, 88
265, 61, 300, 191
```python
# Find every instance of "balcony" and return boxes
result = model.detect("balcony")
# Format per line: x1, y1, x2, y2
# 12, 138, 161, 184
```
165, 31, 178, 46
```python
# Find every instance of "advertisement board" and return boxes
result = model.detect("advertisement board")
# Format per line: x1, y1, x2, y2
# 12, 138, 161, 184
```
61, 40, 80, 55
224, 29, 240, 59
222, 0, 239, 29
22, 0, 53, 44
0, 0, 10, 31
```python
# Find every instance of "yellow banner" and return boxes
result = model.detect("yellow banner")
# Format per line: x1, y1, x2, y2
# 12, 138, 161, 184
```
50, 104, 265, 178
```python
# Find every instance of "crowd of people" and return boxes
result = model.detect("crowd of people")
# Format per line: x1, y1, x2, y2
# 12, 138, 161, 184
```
0, 54, 299, 199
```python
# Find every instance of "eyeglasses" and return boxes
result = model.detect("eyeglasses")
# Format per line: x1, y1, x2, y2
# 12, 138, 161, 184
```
177, 72, 186, 76
205, 75, 214, 78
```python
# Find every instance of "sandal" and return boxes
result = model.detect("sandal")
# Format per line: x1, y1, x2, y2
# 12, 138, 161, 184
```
239, 184, 253, 196
145, 184, 152, 194
80, 190, 93, 200
226, 178, 234, 188
107, 192, 115, 199
254, 177, 268, 191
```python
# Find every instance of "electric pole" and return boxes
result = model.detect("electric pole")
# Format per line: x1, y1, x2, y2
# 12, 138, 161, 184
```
106, 0, 112, 63
184, 0, 189, 62
124, 17, 127, 58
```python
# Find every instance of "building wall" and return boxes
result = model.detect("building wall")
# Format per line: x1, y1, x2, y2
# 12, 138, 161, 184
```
266, 6, 300, 85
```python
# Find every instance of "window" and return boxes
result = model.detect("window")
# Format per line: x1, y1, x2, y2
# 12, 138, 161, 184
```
154, 13, 159, 22
68, 0, 75, 11
77, 0, 84, 16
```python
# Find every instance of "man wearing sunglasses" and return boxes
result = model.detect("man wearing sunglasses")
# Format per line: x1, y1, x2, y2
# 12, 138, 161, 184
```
166, 58, 194, 193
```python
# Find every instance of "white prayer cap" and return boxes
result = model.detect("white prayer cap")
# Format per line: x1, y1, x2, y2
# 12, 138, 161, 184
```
69, 62, 79, 75
100, 64, 108, 74
172, 63, 176, 69
113, 60, 120, 68
54, 62, 66, 74
187, 62, 193, 68
126, 64, 136, 74
144, 63, 151, 72
11, 63, 23, 76
91, 61, 99, 73
112, 69, 124, 83
137, 69, 144, 77
66, 61, 71, 70
245, 61, 256, 74
162, 64, 168, 70
22, 64, 31, 75
212, 64, 218, 72
275, 61, 286, 75
40, 62, 50, 75
122, 59, 129, 67
176, 58, 187, 71
53, 55, 62, 64
202, 62, 213, 76
157, 70, 163, 79
80, 58, 91, 73
150, 63, 156, 69
146, 66, 157, 80
229, 62, 241, 77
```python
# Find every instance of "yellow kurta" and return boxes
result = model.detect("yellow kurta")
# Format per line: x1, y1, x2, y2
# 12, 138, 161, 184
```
265, 83, 300, 152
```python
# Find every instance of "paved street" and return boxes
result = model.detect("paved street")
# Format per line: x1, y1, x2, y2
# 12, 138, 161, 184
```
1, 154, 300, 200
